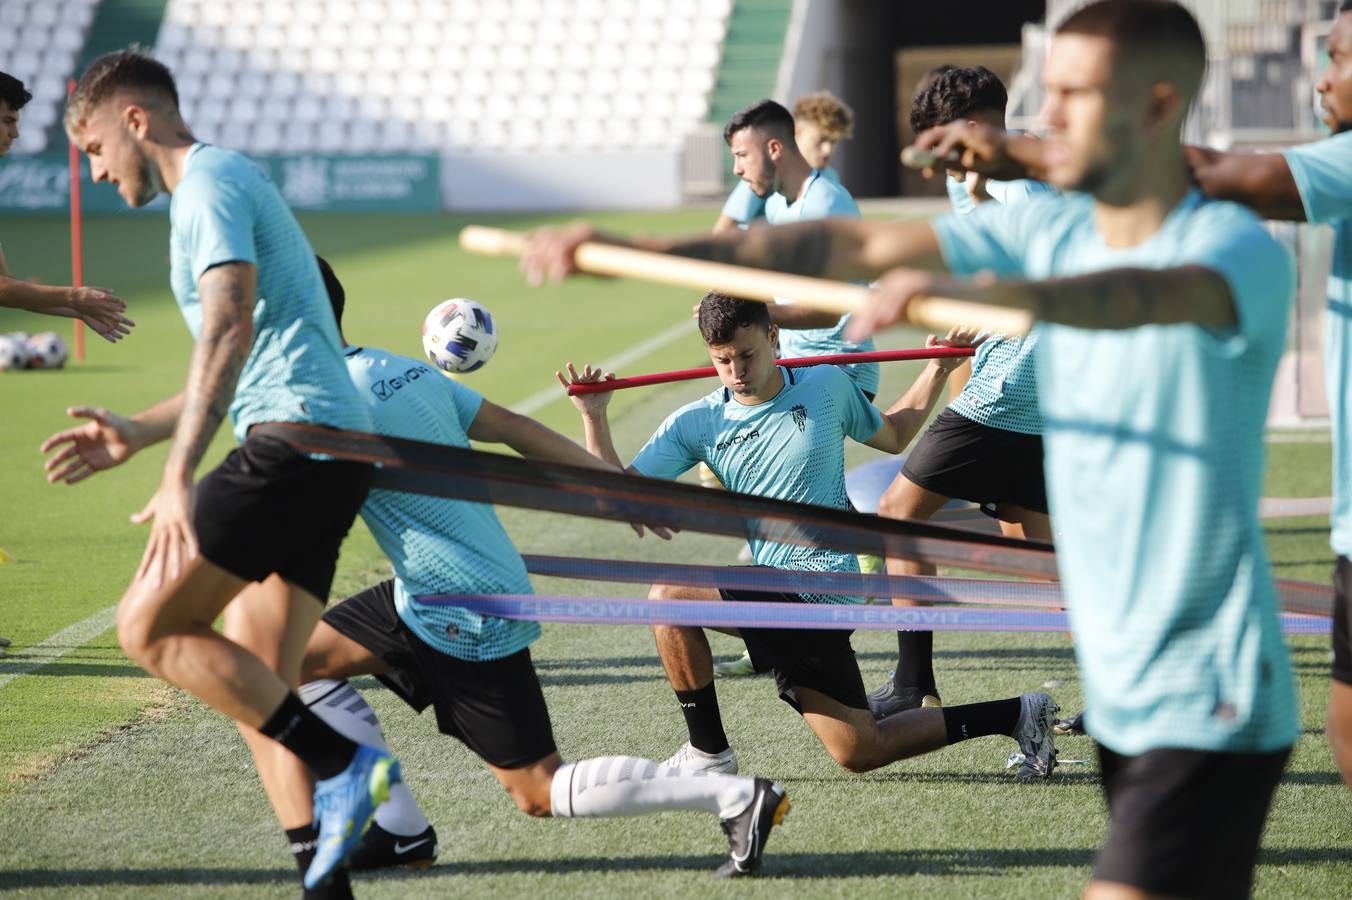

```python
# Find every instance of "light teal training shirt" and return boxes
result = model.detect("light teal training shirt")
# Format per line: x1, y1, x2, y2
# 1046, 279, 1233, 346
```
1283, 132, 1352, 557
168, 143, 370, 442
933, 188, 1299, 755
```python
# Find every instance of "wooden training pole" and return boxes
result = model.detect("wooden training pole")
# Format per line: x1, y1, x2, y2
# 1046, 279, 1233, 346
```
459, 225, 1033, 336
67, 79, 85, 363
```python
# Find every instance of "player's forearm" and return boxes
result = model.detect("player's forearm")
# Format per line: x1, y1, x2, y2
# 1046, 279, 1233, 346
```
129, 392, 186, 449
579, 413, 625, 469
163, 269, 255, 482
956, 267, 1237, 330
0, 276, 77, 314
877, 360, 954, 452
645, 218, 941, 282
1186, 147, 1305, 221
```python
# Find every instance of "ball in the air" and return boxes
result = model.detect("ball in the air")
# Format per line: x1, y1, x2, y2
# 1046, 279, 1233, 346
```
0, 335, 30, 371
25, 332, 69, 369
421, 298, 498, 373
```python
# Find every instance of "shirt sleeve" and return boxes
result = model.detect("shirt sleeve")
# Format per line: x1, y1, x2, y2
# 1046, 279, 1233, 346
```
1281, 132, 1352, 225
173, 171, 258, 284
444, 376, 486, 430
827, 368, 884, 442
930, 199, 1030, 278
630, 404, 703, 480
721, 180, 767, 224
1179, 204, 1295, 346
800, 179, 860, 220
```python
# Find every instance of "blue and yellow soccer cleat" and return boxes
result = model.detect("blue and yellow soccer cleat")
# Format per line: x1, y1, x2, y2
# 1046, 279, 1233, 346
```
304, 744, 402, 889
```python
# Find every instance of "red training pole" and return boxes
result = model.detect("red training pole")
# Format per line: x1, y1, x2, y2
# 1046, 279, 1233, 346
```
67, 79, 85, 363
565, 346, 975, 395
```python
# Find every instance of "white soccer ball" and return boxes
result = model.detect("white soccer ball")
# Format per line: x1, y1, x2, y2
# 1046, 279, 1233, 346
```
421, 298, 498, 373
0, 335, 29, 371
25, 331, 68, 369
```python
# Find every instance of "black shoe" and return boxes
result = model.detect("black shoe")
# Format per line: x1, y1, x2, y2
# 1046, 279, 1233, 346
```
1053, 710, 1086, 736
716, 778, 788, 877
346, 822, 438, 871
866, 673, 942, 720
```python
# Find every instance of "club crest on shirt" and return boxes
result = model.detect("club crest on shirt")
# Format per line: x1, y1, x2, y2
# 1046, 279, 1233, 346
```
790, 404, 807, 433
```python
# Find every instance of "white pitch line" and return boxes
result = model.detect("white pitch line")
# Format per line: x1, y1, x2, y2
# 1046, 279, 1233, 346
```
510, 319, 697, 415
1, 319, 698, 689
0, 605, 118, 690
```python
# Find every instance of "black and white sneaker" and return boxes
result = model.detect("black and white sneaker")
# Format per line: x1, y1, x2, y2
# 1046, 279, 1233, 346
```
716, 778, 788, 877
346, 822, 438, 871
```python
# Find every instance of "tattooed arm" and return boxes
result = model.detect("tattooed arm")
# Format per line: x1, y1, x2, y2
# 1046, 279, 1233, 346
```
520, 218, 947, 286
132, 262, 256, 587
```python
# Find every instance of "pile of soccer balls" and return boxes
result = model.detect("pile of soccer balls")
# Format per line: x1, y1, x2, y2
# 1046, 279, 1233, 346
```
0, 331, 69, 371
421, 298, 498, 373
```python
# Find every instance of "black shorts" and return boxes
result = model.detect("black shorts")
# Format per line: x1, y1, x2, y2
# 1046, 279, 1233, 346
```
322, 580, 557, 769
1334, 556, 1352, 685
1094, 743, 1290, 899
194, 431, 373, 601
901, 409, 1048, 515
718, 587, 868, 713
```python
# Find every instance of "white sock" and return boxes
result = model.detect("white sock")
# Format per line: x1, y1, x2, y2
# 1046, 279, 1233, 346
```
299, 678, 430, 836
550, 756, 755, 820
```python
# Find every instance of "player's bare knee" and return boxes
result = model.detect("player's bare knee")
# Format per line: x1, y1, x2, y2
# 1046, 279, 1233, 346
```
647, 582, 676, 601
506, 780, 554, 817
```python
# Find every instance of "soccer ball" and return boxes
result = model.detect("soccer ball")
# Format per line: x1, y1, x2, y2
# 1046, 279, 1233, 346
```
421, 298, 498, 373
0, 335, 29, 371
25, 332, 69, 369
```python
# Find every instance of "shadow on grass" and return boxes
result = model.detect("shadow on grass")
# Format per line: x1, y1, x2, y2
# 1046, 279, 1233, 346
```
7, 847, 1348, 887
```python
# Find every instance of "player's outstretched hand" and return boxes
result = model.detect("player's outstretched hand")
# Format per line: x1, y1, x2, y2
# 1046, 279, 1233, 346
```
131, 478, 198, 588
40, 406, 144, 485
912, 122, 1043, 182
522, 221, 598, 285
557, 362, 616, 416
68, 286, 135, 343
926, 326, 985, 373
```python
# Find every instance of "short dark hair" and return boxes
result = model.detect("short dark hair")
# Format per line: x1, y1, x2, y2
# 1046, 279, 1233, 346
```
1342, 0, 1352, 13
697, 292, 771, 344
1056, 0, 1206, 95
316, 256, 345, 330
0, 71, 32, 111
910, 65, 1008, 134
66, 49, 179, 136
723, 99, 795, 145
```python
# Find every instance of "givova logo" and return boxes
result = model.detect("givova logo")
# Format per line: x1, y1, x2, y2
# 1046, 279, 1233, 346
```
371, 365, 432, 401
715, 429, 761, 452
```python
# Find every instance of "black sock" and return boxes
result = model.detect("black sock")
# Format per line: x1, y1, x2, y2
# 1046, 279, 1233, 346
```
259, 693, 358, 780
675, 682, 729, 754
287, 823, 354, 900
894, 630, 936, 695
942, 698, 1021, 744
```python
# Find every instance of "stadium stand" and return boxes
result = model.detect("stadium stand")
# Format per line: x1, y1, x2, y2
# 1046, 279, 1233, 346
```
153, 0, 733, 156
0, 0, 99, 155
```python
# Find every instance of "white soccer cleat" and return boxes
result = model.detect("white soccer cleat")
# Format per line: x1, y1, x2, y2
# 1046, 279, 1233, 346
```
662, 741, 739, 775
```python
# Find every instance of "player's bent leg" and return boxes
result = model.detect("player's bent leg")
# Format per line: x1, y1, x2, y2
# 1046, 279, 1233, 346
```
871, 475, 951, 717
649, 582, 737, 771
534, 751, 786, 877
798, 686, 947, 772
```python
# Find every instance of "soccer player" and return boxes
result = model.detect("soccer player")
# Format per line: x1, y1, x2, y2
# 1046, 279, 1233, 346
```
240, 258, 789, 881
524, 3, 1301, 895
709, 99, 876, 677
560, 292, 1060, 781
1183, 0, 1352, 792
867, 66, 1056, 719
0, 70, 132, 342
713, 90, 855, 233
46, 51, 394, 892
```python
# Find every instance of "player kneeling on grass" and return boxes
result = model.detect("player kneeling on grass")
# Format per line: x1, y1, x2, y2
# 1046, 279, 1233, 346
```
560, 292, 1060, 780
246, 259, 789, 883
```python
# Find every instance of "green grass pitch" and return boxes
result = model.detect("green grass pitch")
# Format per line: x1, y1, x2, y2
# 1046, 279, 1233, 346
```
1, 209, 1350, 897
